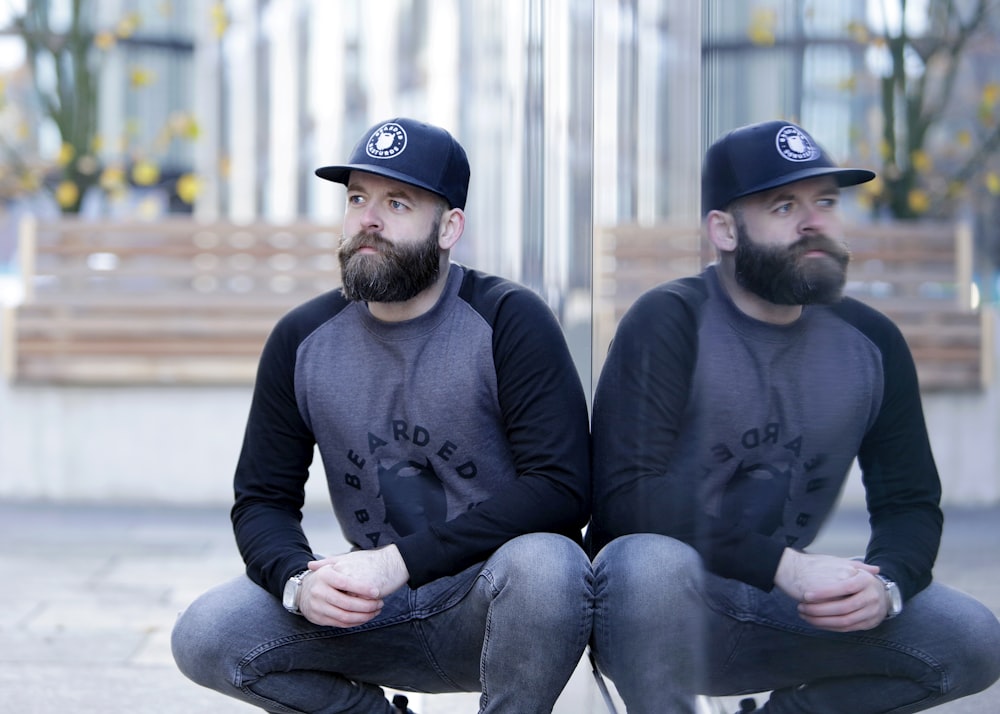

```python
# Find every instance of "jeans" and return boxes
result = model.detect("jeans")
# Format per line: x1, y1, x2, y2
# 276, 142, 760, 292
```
592, 533, 1000, 714
171, 533, 593, 714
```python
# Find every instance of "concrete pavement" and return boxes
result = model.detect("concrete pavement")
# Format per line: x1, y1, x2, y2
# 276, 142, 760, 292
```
1, 500, 998, 713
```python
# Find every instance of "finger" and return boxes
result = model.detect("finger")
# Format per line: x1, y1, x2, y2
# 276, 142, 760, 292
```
308, 556, 338, 570
854, 562, 880, 575
312, 564, 381, 599
323, 587, 385, 614
802, 570, 870, 602
308, 604, 382, 628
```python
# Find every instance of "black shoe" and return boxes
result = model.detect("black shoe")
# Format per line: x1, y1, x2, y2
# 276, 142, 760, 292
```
392, 694, 417, 714
735, 698, 757, 713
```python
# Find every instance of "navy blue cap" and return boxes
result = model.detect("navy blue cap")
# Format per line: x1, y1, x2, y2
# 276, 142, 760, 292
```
315, 118, 470, 210
702, 121, 875, 215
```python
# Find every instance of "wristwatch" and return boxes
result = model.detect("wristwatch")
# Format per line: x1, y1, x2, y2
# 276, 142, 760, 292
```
876, 574, 903, 619
282, 570, 310, 614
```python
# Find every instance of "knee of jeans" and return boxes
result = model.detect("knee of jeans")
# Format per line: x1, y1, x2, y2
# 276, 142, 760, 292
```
488, 533, 592, 594
944, 602, 1000, 696
593, 533, 701, 596
171, 592, 239, 690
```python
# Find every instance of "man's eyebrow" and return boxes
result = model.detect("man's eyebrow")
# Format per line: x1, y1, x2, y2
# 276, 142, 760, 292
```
345, 182, 418, 202
762, 184, 841, 204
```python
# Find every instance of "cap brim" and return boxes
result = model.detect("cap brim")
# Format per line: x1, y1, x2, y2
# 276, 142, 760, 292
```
731, 167, 876, 204
315, 164, 446, 204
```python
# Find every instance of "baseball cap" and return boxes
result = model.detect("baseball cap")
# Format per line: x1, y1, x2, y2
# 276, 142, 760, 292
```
701, 120, 875, 215
315, 118, 470, 210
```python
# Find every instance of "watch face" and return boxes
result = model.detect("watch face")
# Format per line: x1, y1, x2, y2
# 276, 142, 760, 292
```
282, 577, 299, 610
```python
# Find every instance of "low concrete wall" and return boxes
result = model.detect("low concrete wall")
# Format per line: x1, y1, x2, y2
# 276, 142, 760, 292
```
1, 308, 997, 507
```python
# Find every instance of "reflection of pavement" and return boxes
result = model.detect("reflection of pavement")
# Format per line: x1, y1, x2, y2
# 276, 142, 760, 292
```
0, 501, 997, 713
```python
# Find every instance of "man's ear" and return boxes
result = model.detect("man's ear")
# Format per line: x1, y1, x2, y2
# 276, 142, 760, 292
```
706, 209, 738, 253
438, 208, 465, 251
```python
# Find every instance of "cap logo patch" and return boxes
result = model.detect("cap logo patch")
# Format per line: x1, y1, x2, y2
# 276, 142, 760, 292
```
775, 125, 819, 162
366, 122, 407, 159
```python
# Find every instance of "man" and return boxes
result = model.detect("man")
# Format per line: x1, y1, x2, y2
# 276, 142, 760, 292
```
589, 120, 1000, 713
172, 118, 593, 714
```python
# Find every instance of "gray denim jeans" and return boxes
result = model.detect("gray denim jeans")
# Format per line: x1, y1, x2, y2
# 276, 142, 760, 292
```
172, 533, 593, 714
592, 533, 1000, 714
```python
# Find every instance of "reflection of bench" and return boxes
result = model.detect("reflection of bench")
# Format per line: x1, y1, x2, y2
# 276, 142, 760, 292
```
594, 221, 991, 391
2, 217, 342, 384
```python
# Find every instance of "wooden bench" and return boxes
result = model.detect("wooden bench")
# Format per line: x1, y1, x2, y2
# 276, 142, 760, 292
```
594, 221, 991, 392
2, 217, 342, 384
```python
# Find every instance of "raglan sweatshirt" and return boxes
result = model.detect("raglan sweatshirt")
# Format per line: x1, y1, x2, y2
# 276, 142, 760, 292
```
232, 263, 591, 598
590, 265, 942, 601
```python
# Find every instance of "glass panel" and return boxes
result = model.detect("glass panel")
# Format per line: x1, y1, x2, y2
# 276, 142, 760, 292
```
592, 0, 703, 377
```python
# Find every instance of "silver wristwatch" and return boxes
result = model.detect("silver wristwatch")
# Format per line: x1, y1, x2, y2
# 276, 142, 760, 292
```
876, 574, 903, 619
282, 570, 309, 614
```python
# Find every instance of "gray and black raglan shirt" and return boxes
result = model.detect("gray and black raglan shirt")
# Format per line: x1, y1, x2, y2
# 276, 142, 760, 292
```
233, 264, 591, 598
591, 265, 942, 601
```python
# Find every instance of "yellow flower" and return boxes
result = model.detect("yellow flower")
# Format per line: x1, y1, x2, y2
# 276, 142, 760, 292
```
845, 20, 869, 44
58, 143, 76, 167
747, 8, 777, 46
55, 180, 80, 209
176, 173, 202, 204
94, 30, 116, 51
957, 130, 972, 148
132, 159, 161, 186
77, 155, 99, 175
137, 196, 161, 220
100, 165, 127, 192
911, 150, 932, 173
130, 66, 155, 89
210, 2, 229, 39
986, 172, 1000, 195
983, 83, 1000, 107
19, 171, 41, 192
907, 189, 930, 214
116, 12, 142, 38
169, 112, 201, 141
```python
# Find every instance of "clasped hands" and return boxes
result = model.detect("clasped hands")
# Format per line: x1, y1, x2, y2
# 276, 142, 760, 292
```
297, 545, 410, 628
774, 549, 890, 632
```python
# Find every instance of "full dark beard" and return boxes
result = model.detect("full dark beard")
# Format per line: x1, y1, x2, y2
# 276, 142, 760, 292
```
733, 222, 851, 305
338, 223, 441, 303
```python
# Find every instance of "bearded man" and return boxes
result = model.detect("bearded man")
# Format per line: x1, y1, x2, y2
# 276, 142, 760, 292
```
172, 118, 593, 714
588, 120, 1000, 714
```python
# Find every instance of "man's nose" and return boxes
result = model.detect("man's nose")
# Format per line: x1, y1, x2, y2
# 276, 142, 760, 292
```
359, 203, 384, 231
799, 205, 832, 235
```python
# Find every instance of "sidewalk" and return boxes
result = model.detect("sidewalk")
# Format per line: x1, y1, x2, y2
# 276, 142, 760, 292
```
1, 500, 998, 713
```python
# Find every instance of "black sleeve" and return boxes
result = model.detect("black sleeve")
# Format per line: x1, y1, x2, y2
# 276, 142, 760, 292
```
589, 279, 786, 590
230, 295, 342, 598
394, 278, 592, 587
838, 300, 943, 601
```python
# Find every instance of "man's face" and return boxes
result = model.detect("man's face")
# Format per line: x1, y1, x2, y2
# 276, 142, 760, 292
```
730, 176, 850, 306
338, 172, 446, 303
733, 220, 850, 305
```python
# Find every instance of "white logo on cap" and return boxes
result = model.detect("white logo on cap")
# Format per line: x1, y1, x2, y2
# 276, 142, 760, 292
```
366, 122, 407, 159
775, 125, 819, 162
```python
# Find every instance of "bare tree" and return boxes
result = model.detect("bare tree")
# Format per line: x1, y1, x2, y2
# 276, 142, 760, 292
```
871, 0, 1000, 220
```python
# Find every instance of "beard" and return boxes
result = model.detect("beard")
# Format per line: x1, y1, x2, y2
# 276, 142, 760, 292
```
338, 222, 441, 303
733, 221, 851, 306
